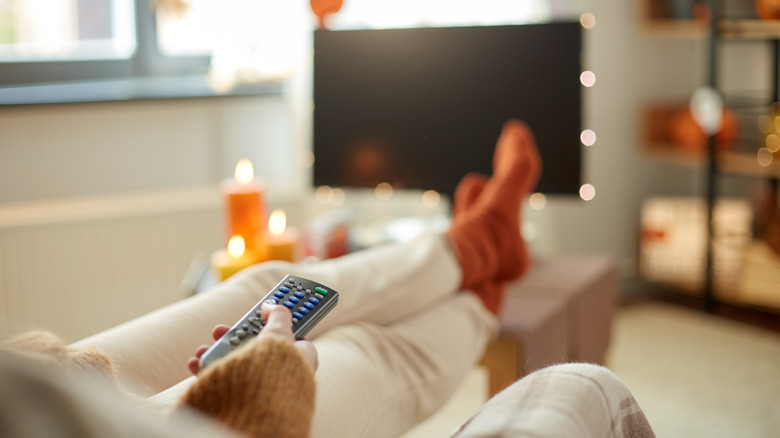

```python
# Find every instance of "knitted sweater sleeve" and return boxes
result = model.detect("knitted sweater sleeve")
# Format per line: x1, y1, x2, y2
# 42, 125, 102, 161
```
179, 333, 316, 438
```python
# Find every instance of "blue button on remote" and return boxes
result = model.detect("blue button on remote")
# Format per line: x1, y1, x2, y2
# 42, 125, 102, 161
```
298, 307, 309, 315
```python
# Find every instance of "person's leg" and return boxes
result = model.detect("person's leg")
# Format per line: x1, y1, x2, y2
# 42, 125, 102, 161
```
310, 292, 496, 438
452, 363, 655, 438
71, 233, 465, 397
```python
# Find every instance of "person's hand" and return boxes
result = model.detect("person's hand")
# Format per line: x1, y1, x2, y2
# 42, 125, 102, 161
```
187, 301, 318, 375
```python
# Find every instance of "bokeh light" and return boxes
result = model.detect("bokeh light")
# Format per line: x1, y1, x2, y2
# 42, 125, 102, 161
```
766, 134, 780, 153
529, 192, 547, 210
580, 71, 596, 87
375, 182, 394, 201
580, 184, 596, 201
757, 148, 774, 167
330, 188, 346, 206
316, 185, 333, 203
580, 12, 596, 29
421, 190, 441, 208
581, 129, 597, 146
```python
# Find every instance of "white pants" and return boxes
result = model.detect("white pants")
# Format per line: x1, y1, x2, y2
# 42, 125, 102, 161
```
72, 233, 498, 438
3, 232, 654, 438
454, 363, 656, 438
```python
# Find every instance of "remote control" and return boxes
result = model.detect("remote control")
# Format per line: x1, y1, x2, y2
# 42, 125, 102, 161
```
199, 274, 339, 370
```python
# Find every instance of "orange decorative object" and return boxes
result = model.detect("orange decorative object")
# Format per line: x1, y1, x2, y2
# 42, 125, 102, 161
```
211, 235, 262, 281
756, 0, 780, 20
223, 159, 267, 253
264, 209, 299, 262
668, 107, 738, 153
311, 0, 343, 28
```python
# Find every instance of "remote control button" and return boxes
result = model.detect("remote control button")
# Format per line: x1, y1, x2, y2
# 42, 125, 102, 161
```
288, 278, 296, 283
292, 318, 298, 323
274, 291, 285, 298
294, 291, 305, 299
229, 336, 240, 346
279, 286, 290, 294
297, 286, 303, 291
304, 302, 314, 310
252, 328, 260, 335
293, 312, 303, 320
236, 330, 247, 339
289, 296, 300, 304
242, 323, 249, 330
283, 301, 294, 309
315, 286, 329, 296
305, 289, 312, 294
314, 293, 324, 300
256, 310, 262, 316
309, 297, 320, 305
298, 307, 309, 315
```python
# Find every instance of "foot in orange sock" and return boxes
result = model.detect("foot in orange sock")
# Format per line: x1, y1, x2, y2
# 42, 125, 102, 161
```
451, 173, 509, 315
447, 119, 541, 300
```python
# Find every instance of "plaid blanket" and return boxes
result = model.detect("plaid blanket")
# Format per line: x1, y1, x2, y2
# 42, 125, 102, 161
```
452, 363, 655, 438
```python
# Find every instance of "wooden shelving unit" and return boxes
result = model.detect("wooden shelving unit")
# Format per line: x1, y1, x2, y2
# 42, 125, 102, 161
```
640, 1, 780, 313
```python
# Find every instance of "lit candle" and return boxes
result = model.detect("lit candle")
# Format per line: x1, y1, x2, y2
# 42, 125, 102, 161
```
210, 235, 261, 281
264, 209, 299, 262
223, 159, 266, 253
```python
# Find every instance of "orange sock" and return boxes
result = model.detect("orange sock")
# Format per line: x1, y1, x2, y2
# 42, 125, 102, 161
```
447, 120, 541, 300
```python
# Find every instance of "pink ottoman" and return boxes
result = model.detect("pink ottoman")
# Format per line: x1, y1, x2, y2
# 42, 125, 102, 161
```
480, 255, 617, 395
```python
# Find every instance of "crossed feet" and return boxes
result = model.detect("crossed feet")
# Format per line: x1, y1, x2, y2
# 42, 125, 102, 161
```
446, 119, 541, 316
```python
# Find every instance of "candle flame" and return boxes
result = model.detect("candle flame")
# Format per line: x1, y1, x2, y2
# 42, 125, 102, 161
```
235, 159, 254, 184
227, 235, 246, 258
268, 209, 286, 236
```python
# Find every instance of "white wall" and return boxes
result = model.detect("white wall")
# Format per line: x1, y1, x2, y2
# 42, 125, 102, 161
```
0, 0, 761, 283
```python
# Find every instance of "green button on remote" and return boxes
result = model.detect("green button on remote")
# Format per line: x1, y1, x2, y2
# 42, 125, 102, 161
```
315, 286, 328, 295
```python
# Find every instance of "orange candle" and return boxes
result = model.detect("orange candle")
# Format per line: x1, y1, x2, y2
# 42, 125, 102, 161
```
223, 159, 266, 253
211, 235, 261, 281
264, 209, 299, 262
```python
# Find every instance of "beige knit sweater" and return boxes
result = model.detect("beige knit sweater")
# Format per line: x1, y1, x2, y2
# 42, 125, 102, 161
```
1, 330, 316, 438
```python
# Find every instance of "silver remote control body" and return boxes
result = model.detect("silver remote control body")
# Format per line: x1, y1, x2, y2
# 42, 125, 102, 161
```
199, 274, 339, 370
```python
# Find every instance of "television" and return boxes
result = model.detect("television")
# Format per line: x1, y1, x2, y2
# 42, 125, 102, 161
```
313, 22, 582, 199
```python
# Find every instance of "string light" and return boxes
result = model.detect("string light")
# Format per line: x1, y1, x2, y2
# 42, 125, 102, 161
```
580, 12, 596, 29
580, 71, 596, 87
581, 129, 597, 146
580, 184, 596, 201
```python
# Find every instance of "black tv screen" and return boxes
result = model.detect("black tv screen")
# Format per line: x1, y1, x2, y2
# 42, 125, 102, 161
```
313, 22, 582, 198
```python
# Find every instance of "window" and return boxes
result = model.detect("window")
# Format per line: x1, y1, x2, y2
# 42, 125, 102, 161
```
0, 0, 210, 87
0, 0, 135, 62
